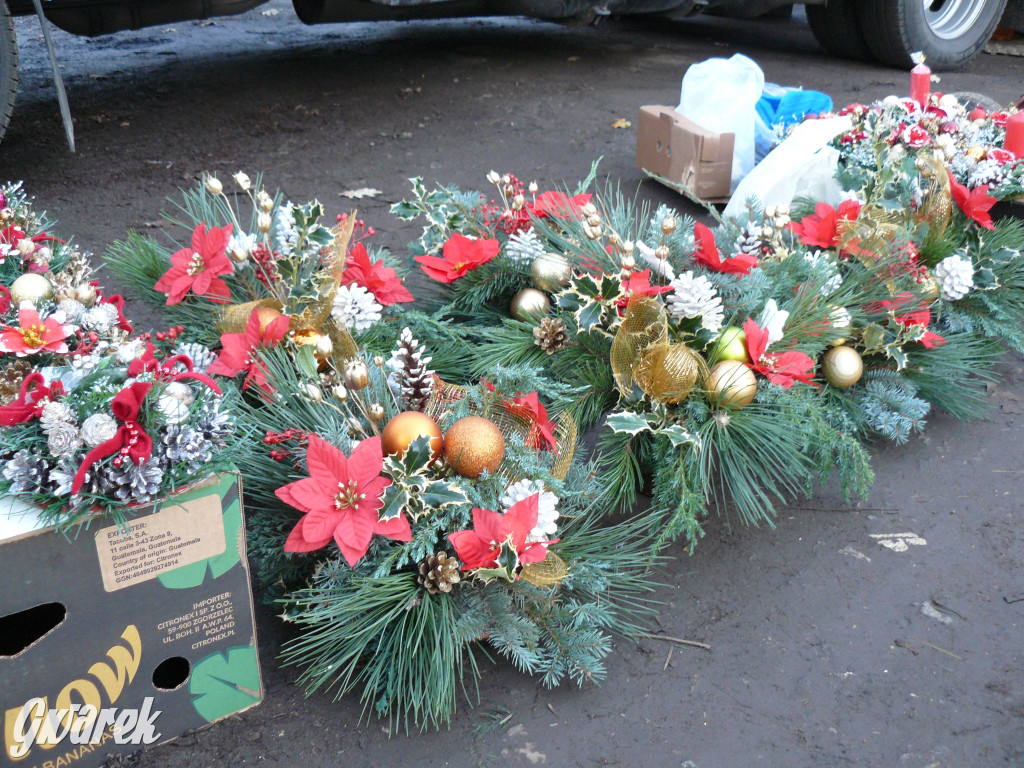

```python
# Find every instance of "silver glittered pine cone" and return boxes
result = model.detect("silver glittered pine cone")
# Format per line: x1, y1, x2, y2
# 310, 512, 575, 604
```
386, 327, 435, 411
934, 254, 974, 301
734, 220, 765, 257
417, 552, 462, 594
108, 458, 164, 504
47, 422, 83, 458
39, 400, 76, 435
158, 425, 214, 472
196, 402, 234, 446
505, 228, 546, 264
50, 456, 110, 497
532, 317, 568, 355
3, 449, 51, 494
666, 271, 724, 333
173, 342, 218, 374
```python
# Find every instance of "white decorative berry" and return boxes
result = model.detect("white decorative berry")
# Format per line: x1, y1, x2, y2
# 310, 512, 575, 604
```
39, 401, 76, 434
934, 254, 974, 301
666, 271, 723, 333
505, 228, 546, 264
81, 413, 118, 447
501, 479, 559, 543
331, 284, 383, 334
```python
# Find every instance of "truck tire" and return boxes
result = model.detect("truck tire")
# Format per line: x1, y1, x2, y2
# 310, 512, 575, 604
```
857, 0, 1009, 70
807, 0, 872, 61
0, 0, 16, 144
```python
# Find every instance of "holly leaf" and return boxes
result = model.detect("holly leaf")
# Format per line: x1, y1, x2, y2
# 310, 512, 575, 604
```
974, 267, 999, 291
401, 435, 434, 474
662, 424, 701, 450
421, 479, 468, 509
189, 646, 262, 722
378, 484, 410, 523
605, 411, 656, 436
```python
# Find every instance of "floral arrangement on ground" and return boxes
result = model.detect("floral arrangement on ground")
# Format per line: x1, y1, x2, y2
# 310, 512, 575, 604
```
0, 183, 240, 530
103, 174, 664, 729
393, 91, 1024, 551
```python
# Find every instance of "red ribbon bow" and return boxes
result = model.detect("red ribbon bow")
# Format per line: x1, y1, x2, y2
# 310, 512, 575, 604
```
127, 343, 222, 395
71, 382, 154, 496
0, 373, 63, 426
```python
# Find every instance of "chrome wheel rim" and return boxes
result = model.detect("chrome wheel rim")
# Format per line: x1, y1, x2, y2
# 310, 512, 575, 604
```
923, 0, 986, 41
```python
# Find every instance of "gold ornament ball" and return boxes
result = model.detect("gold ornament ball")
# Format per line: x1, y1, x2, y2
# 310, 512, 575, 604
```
9, 273, 55, 306
443, 416, 505, 478
254, 306, 284, 334
921, 275, 941, 302
382, 411, 443, 461
821, 346, 863, 389
510, 288, 550, 322
530, 253, 571, 292
705, 360, 757, 410
713, 326, 749, 363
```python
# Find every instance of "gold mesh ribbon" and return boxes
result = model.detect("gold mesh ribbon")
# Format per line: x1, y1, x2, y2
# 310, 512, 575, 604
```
213, 214, 360, 363
521, 551, 569, 587
424, 379, 577, 482
839, 155, 952, 260
610, 297, 705, 404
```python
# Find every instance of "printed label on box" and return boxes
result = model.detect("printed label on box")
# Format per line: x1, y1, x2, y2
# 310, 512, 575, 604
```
94, 494, 227, 592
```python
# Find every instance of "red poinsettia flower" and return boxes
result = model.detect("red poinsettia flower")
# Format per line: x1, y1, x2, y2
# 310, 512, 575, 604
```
154, 222, 234, 305
617, 268, 672, 306
207, 307, 290, 393
415, 233, 499, 284
692, 222, 758, 275
277, 434, 407, 567
0, 308, 76, 356
448, 495, 555, 576
949, 173, 997, 230
788, 200, 862, 253
528, 191, 592, 220
873, 293, 945, 349
743, 318, 817, 389
341, 243, 414, 306
504, 391, 558, 452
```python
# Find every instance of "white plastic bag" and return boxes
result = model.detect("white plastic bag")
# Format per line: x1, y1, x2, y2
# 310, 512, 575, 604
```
677, 54, 764, 192
724, 115, 854, 220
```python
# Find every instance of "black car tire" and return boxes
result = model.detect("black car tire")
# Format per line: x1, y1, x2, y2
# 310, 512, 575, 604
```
807, 0, 872, 61
857, 0, 1009, 70
0, 0, 16, 144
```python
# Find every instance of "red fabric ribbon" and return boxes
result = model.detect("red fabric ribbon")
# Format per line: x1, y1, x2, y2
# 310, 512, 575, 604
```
71, 382, 153, 495
127, 343, 222, 395
0, 373, 61, 426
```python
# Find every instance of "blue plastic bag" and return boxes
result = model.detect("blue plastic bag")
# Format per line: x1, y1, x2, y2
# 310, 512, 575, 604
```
754, 83, 832, 162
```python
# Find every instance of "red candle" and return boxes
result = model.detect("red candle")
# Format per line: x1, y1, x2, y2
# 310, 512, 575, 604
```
910, 62, 931, 107
1005, 111, 1024, 158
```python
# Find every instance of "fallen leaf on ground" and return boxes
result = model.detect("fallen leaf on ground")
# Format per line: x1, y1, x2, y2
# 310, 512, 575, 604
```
611, 118, 632, 129
340, 187, 383, 200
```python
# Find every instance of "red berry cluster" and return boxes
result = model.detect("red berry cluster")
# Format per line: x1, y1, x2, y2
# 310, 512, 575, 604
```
252, 242, 281, 287
337, 212, 376, 242
264, 428, 310, 463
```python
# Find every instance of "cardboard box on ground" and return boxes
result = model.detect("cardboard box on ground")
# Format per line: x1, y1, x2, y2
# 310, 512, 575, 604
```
636, 106, 735, 204
0, 471, 262, 768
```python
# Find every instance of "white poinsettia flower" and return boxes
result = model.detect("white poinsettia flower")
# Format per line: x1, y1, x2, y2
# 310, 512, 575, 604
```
501, 479, 559, 543
758, 299, 789, 348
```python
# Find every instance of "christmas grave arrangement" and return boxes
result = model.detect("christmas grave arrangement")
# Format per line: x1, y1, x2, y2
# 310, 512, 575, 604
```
0, 182, 134, 387
106, 175, 661, 729
0, 183, 240, 530
393, 137, 1024, 549
231, 332, 661, 730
